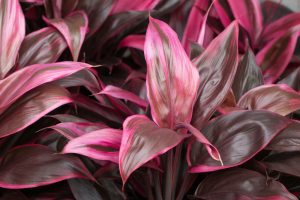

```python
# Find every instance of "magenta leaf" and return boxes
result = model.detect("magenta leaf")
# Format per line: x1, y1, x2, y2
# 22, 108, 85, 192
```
63, 128, 122, 163
44, 11, 88, 61
192, 21, 239, 129
0, 0, 25, 78
214, 0, 233, 27
262, 13, 300, 42
19, 27, 67, 68
98, 85, 147, 109
0, 61, 90, 115
119, 34, 145, 51
195, 168, 297, 200
238, 84, 300, 116
46, 121, 107, 139
145, 17, 200, 128
189, 111, 290, 173
119, 115, 188, 185
267, 121, 300, 152
232, 49, 263, 100
0, 84, 72, 138
256, 28, 299, 84
0, 145, 94, 189
227, 0, 263, 46
111, 0, 159, 14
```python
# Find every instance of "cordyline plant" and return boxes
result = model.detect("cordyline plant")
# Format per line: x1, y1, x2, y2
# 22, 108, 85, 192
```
1, 0, 300, 199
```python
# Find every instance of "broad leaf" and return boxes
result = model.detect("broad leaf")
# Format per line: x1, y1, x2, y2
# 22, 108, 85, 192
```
195, 168, 297, 200
0, 145, 94, 189
0, 0, 25, 78
68, 179, 104, 200
232, 49, 263, 100
44, 11, 88, 61
238, 84, 300, 116
263, 151, 300, 178
19, 27, 67, 68
256, 28, 299, 84
111, 0, 159, 14
63, 128, 122, 163
192, 21, 239, 129
0, 84, 72, 138
189, 110, 290, 173
119, 115, 187, 184
145, 17, 200, 128
0, 62, 90, 115
227, 0, 263, 46
267, 121, 300, 152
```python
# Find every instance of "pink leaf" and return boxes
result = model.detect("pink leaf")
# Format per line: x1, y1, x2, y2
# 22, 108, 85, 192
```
256, 28, 299, 84
111, 0, 159, 14
63, 128, 122, 163
98, 85, 148, 109
0, 61, 90, 115
0, 145, 94, 189
119, 115, 188, 185
145, 17, 200, 128
44, 11, 89, 61
0, 84, 72, 138
119, 34, 145, 51
0, 0, 25, 78
227, 0, 263, 46
19, 27, 67, 68
238, 84, 300, 116
192, 21, 239, 129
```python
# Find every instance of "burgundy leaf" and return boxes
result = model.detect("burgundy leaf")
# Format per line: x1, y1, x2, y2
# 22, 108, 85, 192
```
189, 111, 290, 173
232, 49, 263, 100
192, 21, 239, 129
44, 11, 88, 61
267, 121, 300, 152
145, 17, 200, 128
195, 168, 297, 200
63, 128, 122, 163
262, 13, 300, 42
227, 0, 263, 46
0, 0, 25, 78
263, 151, 300, 179
76, 0, 113, 36
98, 85, 147, 109
238, 84, 300, 116
46, 121, 107, 139
19, 27, 67, 68
119, 34, 145, 51
0, 84, 72, 138
119, 115, 188, 185
0, 62, 90, 115
0, 145, 94, 189
256, 28, 299, 84
111, 0, 159, 14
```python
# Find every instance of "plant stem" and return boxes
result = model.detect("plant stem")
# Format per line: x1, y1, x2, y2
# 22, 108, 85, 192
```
164, 150, 174, 200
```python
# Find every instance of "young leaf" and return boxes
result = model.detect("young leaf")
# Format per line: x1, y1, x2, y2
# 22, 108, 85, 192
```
63, 128, 122, 163
238, 84, 300, 116
232, 49, 263, 100
0, 145, 94, 189
44, 11, 89, 61
19, 27, 67, 68
227, 0, 263, 46
119, 115, 188, 185
144, 17, 200, 128
195, 168, 297, 200
192, 21, 239, 129
189, 110, 290, 173
0, 84, 72, 138
0, 0, 25, 78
